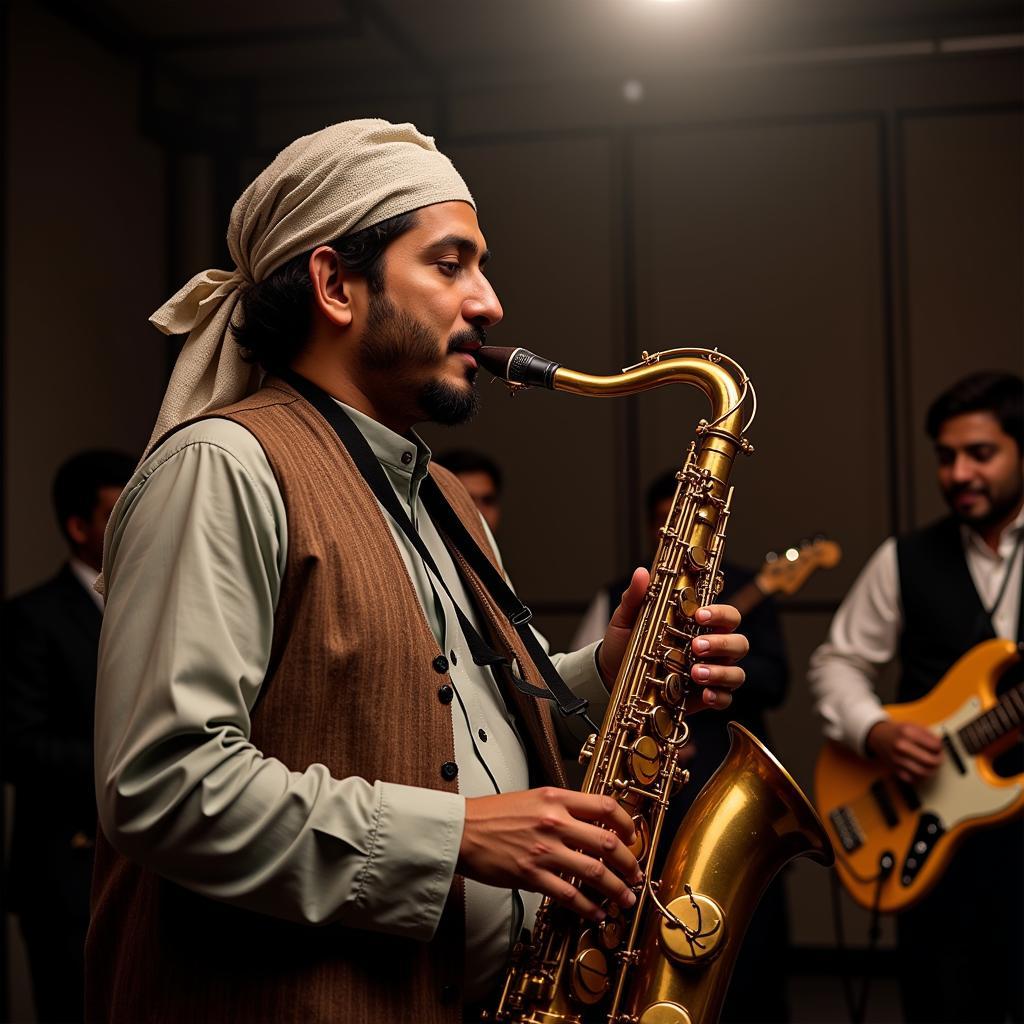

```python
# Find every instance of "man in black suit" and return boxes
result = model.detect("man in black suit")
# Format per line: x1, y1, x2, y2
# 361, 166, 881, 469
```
3, 450, 134, 1023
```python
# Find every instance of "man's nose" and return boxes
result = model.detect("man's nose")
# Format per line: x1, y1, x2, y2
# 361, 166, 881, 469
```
950, 454, 976, 482
464, 277, 503, 329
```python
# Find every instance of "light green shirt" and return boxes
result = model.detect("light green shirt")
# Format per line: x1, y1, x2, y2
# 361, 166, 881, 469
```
95, 404, 607, 1001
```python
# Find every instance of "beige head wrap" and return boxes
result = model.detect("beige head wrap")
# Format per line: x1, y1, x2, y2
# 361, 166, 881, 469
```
145, 118, 474, 454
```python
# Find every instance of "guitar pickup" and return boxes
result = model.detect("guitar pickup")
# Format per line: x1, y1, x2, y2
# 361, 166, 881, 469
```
829, 806, 864, 853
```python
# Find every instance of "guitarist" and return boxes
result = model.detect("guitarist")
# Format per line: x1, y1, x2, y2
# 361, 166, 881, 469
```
809, 371, 1023, 1024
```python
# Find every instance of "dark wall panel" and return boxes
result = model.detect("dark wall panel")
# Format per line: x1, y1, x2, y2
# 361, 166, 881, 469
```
632, 119, 888, 601
903, 109, 1024, 527
418, 137, 622, 614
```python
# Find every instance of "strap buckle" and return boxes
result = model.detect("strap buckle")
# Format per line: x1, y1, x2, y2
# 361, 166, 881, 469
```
510, 606, 533, 627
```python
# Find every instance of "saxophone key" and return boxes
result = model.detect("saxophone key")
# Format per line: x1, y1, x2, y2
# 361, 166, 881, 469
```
686, 544, 708, 569
624, 813, 650, 864
650, 705, 679, 741
577, 733, 598, 765
569, 946, 611, 1005
668, 766, 690, 796
628, 736, 661, 786
660, 646, 688, 673
661, 671, 687, 706
676, 587, 700, 618
598, 902, 625, 949
636, 1003, 693, 1024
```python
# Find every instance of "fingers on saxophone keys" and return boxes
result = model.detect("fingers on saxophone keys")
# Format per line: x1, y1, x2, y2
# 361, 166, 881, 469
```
557, 849, 638, 918
691, 632, 749, 663
695, 603, 742, 631
691, 664, 745, 688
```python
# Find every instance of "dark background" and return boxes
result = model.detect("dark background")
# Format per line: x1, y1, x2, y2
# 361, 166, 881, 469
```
3, 1, 1022, 1019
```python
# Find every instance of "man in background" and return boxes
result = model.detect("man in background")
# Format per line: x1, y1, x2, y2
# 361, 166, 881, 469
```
435, 448, 503, 534
3, 449, 134, 1022
810, 371, 1023, 1024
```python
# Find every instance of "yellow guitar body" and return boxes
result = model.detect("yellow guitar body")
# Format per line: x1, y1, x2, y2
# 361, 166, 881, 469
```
814, 638, 1024, 912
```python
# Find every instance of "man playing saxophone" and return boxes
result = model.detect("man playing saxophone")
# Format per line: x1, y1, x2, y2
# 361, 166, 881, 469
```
86, 120, 749, 1024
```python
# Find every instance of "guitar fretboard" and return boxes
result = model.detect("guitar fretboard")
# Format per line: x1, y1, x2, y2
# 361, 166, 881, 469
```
958, 682, 1024, 755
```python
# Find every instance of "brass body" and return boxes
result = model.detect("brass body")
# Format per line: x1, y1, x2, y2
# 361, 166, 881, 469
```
487, 349, 834, 1024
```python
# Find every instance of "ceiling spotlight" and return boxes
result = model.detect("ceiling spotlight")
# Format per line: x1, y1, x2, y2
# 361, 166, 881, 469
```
622, 79, 645, 103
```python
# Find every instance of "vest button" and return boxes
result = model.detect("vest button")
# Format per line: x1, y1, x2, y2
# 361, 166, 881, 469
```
432, 655, 449, 674
437, 685, 454, 705
441, 761, 459, 781
478, 728, 488, 743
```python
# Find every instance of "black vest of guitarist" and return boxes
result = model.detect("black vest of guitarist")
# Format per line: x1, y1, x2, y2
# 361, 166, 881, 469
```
897, 514, 1023, 764
892, 525, 1023, 1023
898, 515, 1024, 698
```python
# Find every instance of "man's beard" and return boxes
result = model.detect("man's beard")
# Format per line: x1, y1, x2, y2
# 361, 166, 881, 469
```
360, 292, 481, 427
944, 476, 1023, 530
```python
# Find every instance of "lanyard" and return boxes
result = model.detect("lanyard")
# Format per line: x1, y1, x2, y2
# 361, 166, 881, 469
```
277, 369, 598, 731
984, 529, 1024, 622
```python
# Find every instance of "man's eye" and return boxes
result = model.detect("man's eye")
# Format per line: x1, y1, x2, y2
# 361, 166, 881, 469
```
437, 261, 460, 276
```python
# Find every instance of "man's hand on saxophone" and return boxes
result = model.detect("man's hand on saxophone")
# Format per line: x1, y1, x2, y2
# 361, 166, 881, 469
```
456, 567, 748, 924
457, 789, 642, 924
597, 567, 749, 709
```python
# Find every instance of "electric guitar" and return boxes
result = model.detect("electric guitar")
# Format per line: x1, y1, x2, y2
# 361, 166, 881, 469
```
814, 638, 1024, 912
731, 536, 842, 617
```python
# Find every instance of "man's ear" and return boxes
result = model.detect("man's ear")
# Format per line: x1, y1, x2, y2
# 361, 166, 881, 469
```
309, 246, 360, 329
65, 515, 89, 547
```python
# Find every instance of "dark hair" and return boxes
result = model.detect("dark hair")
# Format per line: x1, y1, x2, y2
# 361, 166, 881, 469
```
231, 210, 418, 374
434, 449, 503, 494
925, 371, 1023, 449
53, 450, 136, 542
645, 469, 680, 523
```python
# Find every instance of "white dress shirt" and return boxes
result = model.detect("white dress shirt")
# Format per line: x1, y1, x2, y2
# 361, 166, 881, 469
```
809, 504, 1024, 753
69, 556, 103, 612
96, 406, 606, 1002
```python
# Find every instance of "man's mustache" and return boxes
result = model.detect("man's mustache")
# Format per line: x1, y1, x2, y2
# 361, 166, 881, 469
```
447, 325, 487, 353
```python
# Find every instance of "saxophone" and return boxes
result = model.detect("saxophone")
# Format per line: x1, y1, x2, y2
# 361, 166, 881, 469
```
474, 345, 835, 1024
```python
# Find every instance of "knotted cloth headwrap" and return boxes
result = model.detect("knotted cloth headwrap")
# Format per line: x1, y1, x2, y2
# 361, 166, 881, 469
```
145, 118, 475, 455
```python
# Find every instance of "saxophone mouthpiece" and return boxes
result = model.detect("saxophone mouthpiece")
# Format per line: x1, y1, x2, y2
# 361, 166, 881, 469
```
477, 346, 561, 389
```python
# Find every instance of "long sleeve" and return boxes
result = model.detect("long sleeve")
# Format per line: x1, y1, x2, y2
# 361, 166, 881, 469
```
96, 421, 462, 940
807, 538, 902, 754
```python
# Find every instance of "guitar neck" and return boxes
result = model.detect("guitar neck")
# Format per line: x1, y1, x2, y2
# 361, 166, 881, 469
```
730, 580, 766, 618
958, 682, 1024, 755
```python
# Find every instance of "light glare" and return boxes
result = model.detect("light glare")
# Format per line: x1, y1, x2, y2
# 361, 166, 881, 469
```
622, 79, 645, 103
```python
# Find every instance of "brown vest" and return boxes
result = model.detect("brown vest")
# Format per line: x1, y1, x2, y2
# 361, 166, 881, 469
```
86, 380, 567, 1023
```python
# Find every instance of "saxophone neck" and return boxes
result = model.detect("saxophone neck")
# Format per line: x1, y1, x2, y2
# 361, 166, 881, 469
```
476, 345, 755, 453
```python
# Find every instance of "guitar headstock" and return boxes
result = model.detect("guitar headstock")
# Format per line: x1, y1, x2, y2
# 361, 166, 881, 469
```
756, 537, 842, 597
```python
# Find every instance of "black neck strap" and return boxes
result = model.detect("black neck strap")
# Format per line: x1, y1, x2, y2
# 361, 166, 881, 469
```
985, 530, 1024, 621
276, 369, 596, 729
